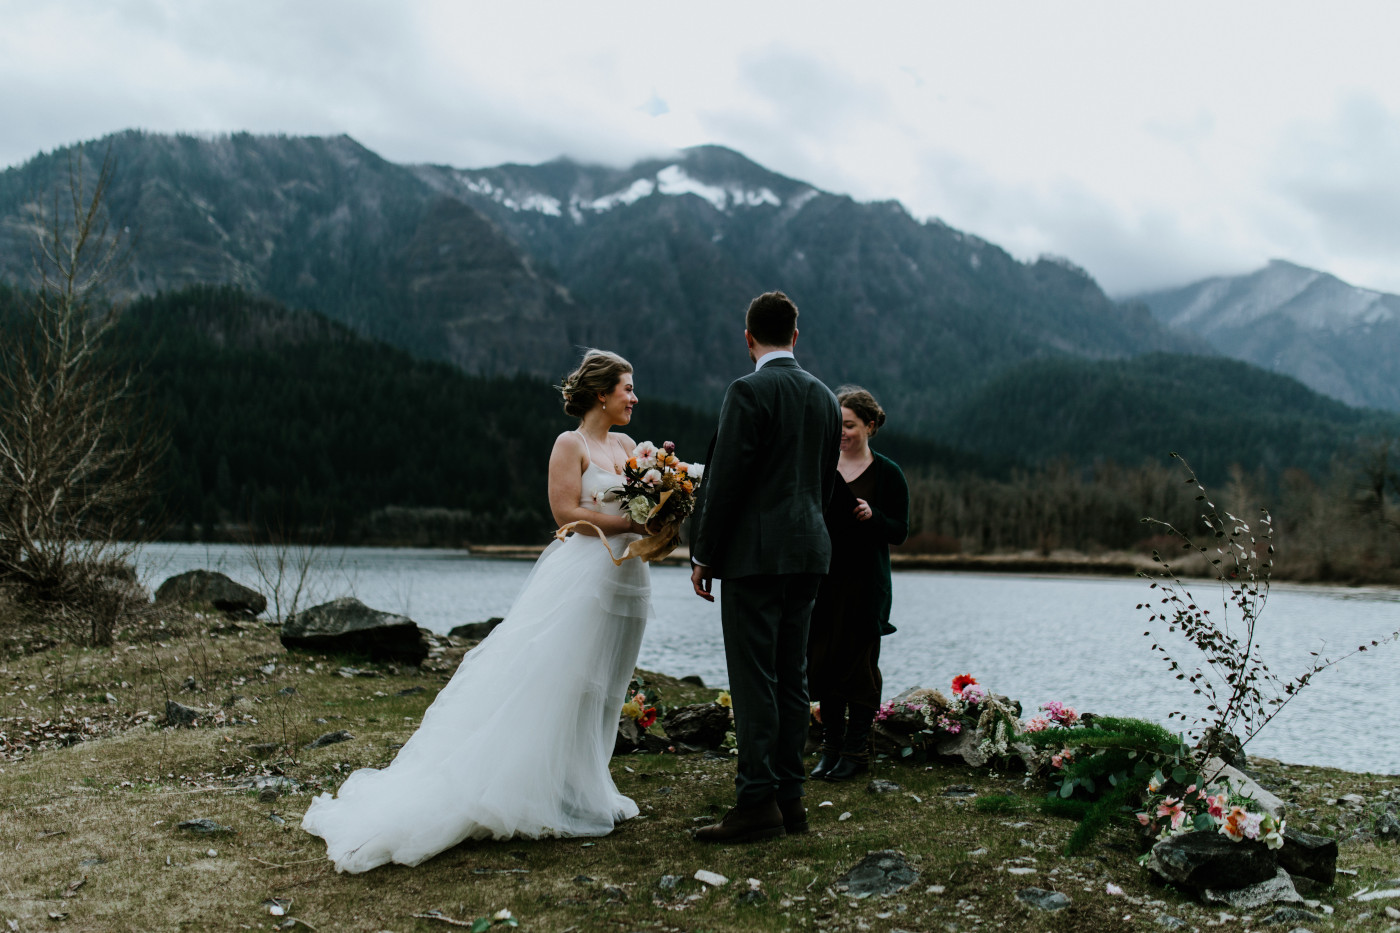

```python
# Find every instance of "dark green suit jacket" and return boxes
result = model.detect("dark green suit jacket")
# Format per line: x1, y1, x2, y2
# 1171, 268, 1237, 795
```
690, 357, 841, 578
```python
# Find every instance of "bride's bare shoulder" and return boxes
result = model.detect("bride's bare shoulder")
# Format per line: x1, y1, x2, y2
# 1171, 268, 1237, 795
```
611, 432, 637, 452
551, 431, 587, 459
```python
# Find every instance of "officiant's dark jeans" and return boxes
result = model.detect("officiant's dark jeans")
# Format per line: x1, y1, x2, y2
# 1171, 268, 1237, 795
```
721, 573, 820, 807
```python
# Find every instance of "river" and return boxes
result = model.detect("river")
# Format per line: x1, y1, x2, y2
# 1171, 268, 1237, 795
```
135, 543, 1400, 774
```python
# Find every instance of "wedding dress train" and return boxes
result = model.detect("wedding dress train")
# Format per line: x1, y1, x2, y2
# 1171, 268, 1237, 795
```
302, 462, 649, 872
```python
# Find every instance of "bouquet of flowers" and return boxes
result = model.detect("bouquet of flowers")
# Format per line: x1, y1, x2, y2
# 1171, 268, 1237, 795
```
608, 440, 704, 562
1136, 778, 1284, 850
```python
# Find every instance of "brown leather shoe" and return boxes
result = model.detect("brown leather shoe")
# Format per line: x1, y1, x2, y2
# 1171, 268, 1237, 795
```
692, 798, 785, 844
778, 798, 808, 835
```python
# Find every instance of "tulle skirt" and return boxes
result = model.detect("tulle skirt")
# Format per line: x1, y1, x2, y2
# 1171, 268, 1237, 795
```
301, 532, 650, 873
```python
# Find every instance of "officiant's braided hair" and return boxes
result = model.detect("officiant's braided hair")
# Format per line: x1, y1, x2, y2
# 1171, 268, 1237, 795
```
837, 386, 887, 436
559, 349, 633, 418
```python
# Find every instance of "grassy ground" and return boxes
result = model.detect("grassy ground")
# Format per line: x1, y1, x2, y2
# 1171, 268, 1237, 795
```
2, 615, 1398, 933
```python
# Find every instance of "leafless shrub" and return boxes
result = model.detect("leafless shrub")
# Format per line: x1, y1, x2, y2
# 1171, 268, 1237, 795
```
1139, 453, 1400, 768
0, 146, 165, 644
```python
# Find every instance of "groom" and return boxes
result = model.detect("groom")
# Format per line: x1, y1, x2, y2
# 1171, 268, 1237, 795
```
689, 290, 840, 843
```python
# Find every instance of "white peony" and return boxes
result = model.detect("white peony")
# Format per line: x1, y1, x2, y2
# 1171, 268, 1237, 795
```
688, 462, 705, 481
632, 440, 658, 460
642, 469, 663, 486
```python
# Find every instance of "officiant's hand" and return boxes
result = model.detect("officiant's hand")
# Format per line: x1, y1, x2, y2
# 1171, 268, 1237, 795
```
690, 563, 714, 602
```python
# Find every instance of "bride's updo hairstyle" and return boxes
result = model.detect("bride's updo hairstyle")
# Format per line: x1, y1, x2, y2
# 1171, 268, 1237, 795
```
559, 349, 633, 418
837, 386, 887, 436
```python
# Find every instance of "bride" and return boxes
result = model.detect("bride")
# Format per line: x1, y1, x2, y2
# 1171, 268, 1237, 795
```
302, 350, 651, 873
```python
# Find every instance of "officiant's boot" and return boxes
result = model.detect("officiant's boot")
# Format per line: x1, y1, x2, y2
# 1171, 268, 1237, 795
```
692, 796, 785, 844
810, 698, 845, 780
824, 703, 875, 782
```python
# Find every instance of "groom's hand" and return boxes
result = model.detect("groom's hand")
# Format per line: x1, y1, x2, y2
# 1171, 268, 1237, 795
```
690, 563, 714, 602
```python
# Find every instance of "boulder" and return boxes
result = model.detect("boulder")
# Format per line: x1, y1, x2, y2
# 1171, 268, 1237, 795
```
281, 597, 429, 665
164, 700, 202, 727
1202, 757, 1287, 820
1016, 888, 1071, 911
1202, 867, 1303, 909
304, 729, 354, 749
831, 850, 919, 899
448, 618, 503, 641
661, 702, 732, 749
1277, 829, 1338, 885
155, 570, 267, 618
1145, 832, 1277, 892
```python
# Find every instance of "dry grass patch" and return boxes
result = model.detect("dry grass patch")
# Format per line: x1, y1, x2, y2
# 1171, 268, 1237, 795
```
2, 619, 1399, 932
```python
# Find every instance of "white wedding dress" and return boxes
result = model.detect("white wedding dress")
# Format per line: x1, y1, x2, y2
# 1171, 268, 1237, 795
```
302, 460, 650, 873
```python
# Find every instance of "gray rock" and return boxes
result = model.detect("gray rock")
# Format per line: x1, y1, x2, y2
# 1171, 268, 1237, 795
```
1156, 916, 1188, 929
395, 686, 427, 697
304, 729, 354, 749
1375, 811, 1400, 843
736, 889, 768, 905
1197, 728, 1247, 769
1015, 888, 1070, 911
661, 702, 732, 749
657, 875, 681, 891
257, 787, 279, 803
942, 785, 978, 798
1278, 828, 1338, 885
1202, 757, 1286, 820
276, 686, 296, 696
1202, 867, 1303, 909
238, 775, 300, 793
1146, 831, 1277, 892
177, 818, 234, 835
1262, 906, 1323, 925
867, 780, 903, 794
155, 570, 267, 618
247, 743, 280, 757
164, 700, 202, 727
447, 618, 503, 641
614, 716, 646, 756
935, 728, 989, 768
833, 850, 920, 899
679, 675, 706, 687
281, 597, 429, 665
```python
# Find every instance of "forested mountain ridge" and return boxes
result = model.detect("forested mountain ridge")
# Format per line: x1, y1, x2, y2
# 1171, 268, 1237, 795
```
1133, 260, 1400, 412
0, 131, 1202, 433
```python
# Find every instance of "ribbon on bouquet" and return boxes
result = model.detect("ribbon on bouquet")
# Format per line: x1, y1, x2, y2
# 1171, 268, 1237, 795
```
553, 491, 685, 565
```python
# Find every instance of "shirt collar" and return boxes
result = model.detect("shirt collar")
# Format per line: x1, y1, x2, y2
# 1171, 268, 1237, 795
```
754, 349, 795, 371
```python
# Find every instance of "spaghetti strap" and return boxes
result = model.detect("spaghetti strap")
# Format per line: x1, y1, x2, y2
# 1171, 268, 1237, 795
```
575, 429, 614, 474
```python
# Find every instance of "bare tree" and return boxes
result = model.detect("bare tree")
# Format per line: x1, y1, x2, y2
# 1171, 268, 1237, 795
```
0, 147, 163, 644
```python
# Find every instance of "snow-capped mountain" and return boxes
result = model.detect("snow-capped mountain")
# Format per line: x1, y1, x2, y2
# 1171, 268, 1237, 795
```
0, 132, 1198, 431
1135, 260, 1400, 411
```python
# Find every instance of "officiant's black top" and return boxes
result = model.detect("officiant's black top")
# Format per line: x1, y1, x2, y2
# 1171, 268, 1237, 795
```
807, 451, 910, 704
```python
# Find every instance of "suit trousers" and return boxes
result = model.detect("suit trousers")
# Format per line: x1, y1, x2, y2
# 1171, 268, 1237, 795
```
720, 573, 821, 806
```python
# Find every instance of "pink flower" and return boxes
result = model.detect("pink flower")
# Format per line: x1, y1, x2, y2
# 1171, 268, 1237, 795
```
1136, 812, 1151, 826
1206, 794, 1227, 820
960, 683, 988, 704
1021, 716, 1051, 733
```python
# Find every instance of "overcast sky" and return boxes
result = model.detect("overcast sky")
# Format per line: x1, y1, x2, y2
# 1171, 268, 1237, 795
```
4, 1, 1399, 296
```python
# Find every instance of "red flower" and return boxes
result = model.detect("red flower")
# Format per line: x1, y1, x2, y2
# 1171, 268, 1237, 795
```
638, 708, 657, 729
951, 674, 979, 694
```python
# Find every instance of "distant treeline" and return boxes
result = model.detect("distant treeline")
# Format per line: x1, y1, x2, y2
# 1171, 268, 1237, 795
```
2, 281, 1395, 579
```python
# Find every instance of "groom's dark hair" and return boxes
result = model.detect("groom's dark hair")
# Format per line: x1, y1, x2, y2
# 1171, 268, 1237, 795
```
745, 291, 798, 347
